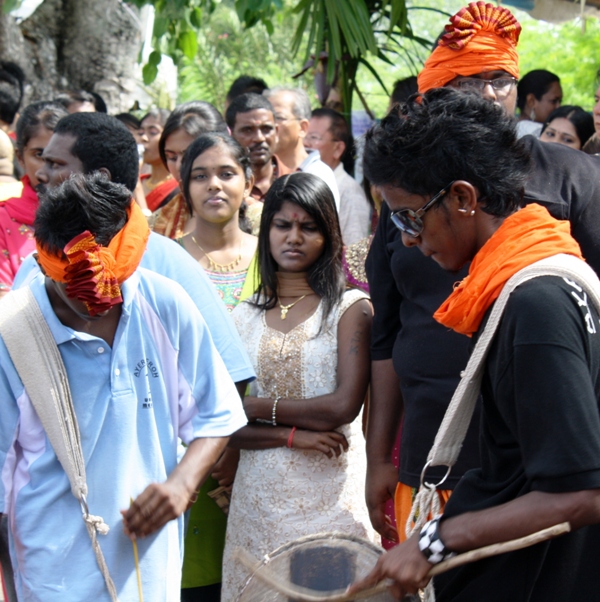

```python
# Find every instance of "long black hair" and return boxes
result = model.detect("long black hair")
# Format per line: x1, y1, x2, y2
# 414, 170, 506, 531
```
180, 132, 252, 233
253, 172, 345, 323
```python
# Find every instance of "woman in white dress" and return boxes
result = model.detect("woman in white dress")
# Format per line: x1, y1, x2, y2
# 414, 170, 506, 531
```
221, 172, 375, 600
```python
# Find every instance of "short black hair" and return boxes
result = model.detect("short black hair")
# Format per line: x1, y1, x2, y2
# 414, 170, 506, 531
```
0, 62, 25, 125
254, 172, 345, 322
114, 112, 141, 131
225, 93, 275, 130
541, 105, 595, 148
54, 90, 97, 111
517, 70, 560, 112
390, 76, 418, 107
16, 101, 69, 153
90, 91, 108, 113
180, 132, 252, 232
54, 112, 139, 193
35, 172, 132, 254
364, 88, 532, 217
311, 107, 354, 173
158, 101, 227, 167
226, 75, 268, 102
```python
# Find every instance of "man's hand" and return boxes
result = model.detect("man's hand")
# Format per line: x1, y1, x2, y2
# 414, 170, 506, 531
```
122, 481, 190, 540
366, 461, 399, 542
347, 533, 432, 600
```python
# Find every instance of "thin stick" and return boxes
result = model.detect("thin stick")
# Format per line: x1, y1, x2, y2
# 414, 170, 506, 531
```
130, 498, 144, 602
428, 521, 571, 576
233, 522, 571, 602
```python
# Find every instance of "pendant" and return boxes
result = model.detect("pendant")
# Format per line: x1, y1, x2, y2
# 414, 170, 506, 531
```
280, 308, 289, 320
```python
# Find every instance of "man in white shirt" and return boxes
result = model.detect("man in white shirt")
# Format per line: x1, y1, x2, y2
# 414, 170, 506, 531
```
263, 87, 340, 211
305, 108, 372, 245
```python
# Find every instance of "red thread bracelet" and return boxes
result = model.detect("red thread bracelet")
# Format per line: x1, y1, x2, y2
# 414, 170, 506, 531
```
287, 426, 297, 449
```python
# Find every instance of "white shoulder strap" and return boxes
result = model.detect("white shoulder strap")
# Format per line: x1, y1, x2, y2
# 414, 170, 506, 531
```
0, 287, 118, 601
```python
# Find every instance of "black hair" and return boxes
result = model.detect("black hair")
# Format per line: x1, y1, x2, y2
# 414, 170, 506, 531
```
390, 76, 418, 107
90, 92, 108, 114
226, 75, 269, 102
141, 108, 171, 127
180, 133, 253, 233
363, 88, 532, 218
35, 172, 132, 254
158, 101, 227, 167
225, 93, 275, 130
254, 172, 345, 322
0, 62, 25, 125
54, 112, 139, 193
54, 90, 97, 111
311, 107, 355, 174
16, 101, 69, 154
541, 105, 594, 148
516, 70, 560, 112
114, 112, 141, 131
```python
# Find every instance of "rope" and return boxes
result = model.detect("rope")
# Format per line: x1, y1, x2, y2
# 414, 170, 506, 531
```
0, 287, 118, 601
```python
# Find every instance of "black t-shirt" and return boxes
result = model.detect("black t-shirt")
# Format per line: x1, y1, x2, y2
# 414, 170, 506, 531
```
366, 203, 479, 488
435, 276, 600, 601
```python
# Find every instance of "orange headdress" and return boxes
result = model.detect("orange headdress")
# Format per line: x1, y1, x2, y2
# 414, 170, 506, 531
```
37, 202, 150, 316
418, 2, 521, 94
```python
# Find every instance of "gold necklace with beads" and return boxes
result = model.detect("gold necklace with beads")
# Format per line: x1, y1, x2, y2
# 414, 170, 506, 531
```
278, 295, 307, 320
191, 236, 243, 273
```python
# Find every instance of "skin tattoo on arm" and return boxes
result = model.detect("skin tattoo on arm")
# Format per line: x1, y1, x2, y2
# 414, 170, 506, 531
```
349, 329, 362, 355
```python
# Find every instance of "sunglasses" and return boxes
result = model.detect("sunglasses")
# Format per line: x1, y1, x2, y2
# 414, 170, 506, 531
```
390, 182, 455, 237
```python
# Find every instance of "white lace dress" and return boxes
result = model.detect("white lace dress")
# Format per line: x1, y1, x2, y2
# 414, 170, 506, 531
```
221, 288, 376, 601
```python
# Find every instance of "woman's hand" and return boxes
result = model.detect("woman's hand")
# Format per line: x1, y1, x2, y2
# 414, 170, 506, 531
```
292, 429, 349, 457
212, 448, 240, 486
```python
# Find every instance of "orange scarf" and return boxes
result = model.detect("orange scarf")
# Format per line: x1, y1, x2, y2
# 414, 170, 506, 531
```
418, 2, 521, 94
434, 204, 583, 336
37, 202, 150, 315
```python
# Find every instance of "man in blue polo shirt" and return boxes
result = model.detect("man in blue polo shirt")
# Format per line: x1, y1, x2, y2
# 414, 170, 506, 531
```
0, 173, 248, 601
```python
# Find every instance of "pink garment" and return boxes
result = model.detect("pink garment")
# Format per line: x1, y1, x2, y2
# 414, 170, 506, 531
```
0, 176, 38, 290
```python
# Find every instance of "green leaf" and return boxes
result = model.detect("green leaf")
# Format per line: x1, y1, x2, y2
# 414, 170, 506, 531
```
190, 6, 203, 28
177, 29, 199, 59
142, 62, 159, 85
149, 50, 163, 65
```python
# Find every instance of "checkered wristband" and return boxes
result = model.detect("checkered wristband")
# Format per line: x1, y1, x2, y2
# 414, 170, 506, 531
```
418, 516, 456, 565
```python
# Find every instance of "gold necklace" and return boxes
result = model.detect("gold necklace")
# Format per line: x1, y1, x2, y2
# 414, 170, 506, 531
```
191, 236, 243, 273
278, 295, 307, 320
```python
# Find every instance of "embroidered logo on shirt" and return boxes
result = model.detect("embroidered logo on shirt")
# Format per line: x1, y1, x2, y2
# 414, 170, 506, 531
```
134, 358, 159, 378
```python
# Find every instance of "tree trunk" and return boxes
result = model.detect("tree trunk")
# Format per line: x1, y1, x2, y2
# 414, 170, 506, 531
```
0, 0, 142, 113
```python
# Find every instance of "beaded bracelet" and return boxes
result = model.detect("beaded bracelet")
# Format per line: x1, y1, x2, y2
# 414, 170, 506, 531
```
418, 515, 456, 565
271, 397, 281, 426
287, 426, 297, 448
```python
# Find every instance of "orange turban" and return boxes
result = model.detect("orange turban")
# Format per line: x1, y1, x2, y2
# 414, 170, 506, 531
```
37, 202, 150, 316
418, 2, 521, 94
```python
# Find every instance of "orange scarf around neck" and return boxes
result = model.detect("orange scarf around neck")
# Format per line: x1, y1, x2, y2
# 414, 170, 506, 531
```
36, 202, 150, 315
434, 204, 583, 336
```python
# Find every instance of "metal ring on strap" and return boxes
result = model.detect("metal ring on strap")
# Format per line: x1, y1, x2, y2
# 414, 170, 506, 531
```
420, 460, 452, 489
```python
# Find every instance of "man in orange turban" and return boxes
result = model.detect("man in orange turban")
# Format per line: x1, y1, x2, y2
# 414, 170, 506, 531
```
417, 1, 521, 115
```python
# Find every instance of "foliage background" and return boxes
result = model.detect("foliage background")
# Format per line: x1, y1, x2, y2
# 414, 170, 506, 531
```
173, 0, 600, 119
